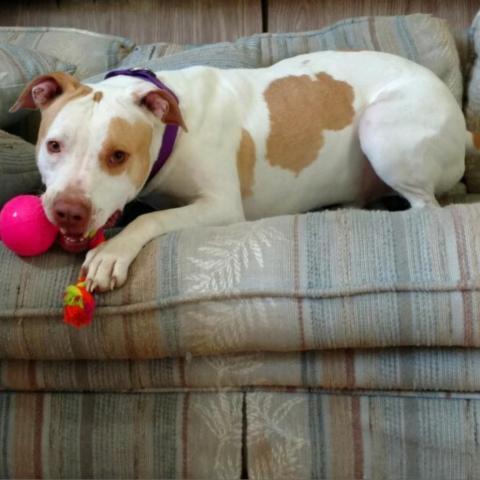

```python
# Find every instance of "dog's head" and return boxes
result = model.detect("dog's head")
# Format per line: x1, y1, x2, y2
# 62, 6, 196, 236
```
11, 72, 186, 246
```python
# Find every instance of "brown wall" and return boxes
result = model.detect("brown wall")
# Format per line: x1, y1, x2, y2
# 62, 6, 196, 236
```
0, 0, 478, 44
0, 0, 262, 44
269, 0, 478, 37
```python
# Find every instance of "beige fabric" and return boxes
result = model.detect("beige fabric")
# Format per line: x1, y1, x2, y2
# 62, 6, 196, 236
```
117, 14, 463, 104
1, 390, 479, 479
0, 130, 41, 207
2, 205, 480, 359
465, 10, 480, 192
0, 27, 134, 79
0, 43, 75, 128
0, 391, 243, 479
2, 348, 480, 393
246, 391, 480, 480
466, 10, 480, 131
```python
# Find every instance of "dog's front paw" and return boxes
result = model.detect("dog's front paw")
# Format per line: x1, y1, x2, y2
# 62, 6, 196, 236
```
81, 238, 138, 292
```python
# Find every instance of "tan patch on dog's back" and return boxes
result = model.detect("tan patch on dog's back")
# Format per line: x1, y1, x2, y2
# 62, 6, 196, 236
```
93, 91, 103, 103
236, 129, 256, 197
473, 132, 480, 150
264, 72, 355, 175
99, 116, 153, 188
37, 84, 93, 145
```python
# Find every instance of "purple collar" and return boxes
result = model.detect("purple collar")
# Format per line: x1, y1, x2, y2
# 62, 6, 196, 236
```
104, 68, 179, 182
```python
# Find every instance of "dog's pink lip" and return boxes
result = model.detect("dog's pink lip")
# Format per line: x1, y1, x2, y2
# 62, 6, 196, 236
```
58, 210, 122, 253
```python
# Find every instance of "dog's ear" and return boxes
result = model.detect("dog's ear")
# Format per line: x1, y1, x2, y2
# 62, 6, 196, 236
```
10, 72, 81, 112
139, 89, 188, 132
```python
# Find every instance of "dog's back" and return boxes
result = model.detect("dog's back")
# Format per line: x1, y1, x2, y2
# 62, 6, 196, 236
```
148, 50, 465, 217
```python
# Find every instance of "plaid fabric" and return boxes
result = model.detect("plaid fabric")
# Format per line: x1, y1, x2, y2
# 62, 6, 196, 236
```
0, 390, 478, 479
115, 14, 462, 104
2, 348, 480, 393
1, 204, 480, 360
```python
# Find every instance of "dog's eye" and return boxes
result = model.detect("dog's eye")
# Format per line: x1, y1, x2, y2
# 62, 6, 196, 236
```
109, 150, 128, 166
47, 140, 61, 154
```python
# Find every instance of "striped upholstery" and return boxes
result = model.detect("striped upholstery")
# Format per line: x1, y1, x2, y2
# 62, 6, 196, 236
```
1, 205, 480, 360
0, 392, 242, 479
466, 10, 480, 132
0, 27, 134, 80
246, 391, 480, 480
465, 9, 480, 193
117, 14, 463, 104
1, 348, 480, 393
0, 43, 76, 128
0, 130, 41, 208
0, 391, 479, 479
1, 203, 480, 478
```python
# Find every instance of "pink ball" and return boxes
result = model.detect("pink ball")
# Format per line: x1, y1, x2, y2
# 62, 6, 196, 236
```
0, 195, 59, 256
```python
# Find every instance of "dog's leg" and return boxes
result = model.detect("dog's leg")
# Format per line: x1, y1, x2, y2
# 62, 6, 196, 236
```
357, 88, 465, 208
81, 197, 245, 292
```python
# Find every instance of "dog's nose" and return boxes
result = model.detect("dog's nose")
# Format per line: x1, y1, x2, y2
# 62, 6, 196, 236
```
52, 193, 92, 235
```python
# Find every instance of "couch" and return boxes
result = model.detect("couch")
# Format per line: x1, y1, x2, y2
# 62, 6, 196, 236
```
1, 8, 480, 479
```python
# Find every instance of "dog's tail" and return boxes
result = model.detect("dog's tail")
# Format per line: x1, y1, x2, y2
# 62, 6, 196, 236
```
466, 131, 480, 155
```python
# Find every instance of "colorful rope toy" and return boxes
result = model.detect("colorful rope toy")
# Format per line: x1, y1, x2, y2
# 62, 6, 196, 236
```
62, 229, 107, 328
63, 278, 96, 328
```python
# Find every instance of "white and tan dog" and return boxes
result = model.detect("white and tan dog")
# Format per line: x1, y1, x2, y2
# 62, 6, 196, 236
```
11, 51, 475, 291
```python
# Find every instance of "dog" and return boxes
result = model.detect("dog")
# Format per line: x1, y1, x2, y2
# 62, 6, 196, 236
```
10, 50, 475, 292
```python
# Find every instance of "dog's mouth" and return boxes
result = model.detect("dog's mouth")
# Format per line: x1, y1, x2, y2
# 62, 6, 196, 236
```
58, 210, 122, 253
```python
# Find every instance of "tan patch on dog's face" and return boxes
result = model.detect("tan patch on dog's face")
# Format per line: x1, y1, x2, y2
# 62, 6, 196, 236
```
37, 84, 93, 146
264, 72, 355, 175
473, 132, 480, 150
236, 129, 256, 197
93, 91, 103, 103
99, 116, 153, 188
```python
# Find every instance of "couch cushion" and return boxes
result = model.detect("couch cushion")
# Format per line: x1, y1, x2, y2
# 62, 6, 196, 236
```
0, 26, 134, 80
466, 10, 480, 130
0, 130, 41, 208
2, 348, 480, 393
0, 391, 243, 479
0, 390, 478, 479
465, 10, 480, 193
1, 204, 480, 360
0, 43, 76, 128
115, 14, 462, 104
118, 41, 258, 71
245, 391, 480, 480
